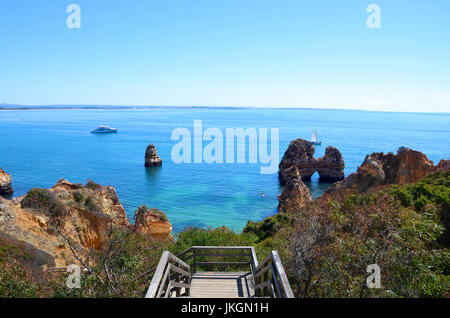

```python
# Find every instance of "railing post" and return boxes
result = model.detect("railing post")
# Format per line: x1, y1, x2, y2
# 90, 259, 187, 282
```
185, 274, 190, 296
193, 249, 197, 273
263, 271, 269, 297
175, 260, 181, 297
255, 274, 260, 297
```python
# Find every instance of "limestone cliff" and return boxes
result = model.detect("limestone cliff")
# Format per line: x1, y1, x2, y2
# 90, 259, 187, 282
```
279, 139, 345, 185
437, 159, 450, 171
277, 166, 312, 213
327, 147, 437, 194
279, 139, 317, 184
0, 167, 13, 196
317, 146, 345, 182
0, 179, 172, 267
133, 205, 172, 240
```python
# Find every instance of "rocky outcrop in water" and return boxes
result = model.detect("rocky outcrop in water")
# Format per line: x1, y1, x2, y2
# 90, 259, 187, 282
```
145, 144, 162, 167
0, 179, 172, 267
279, 139, 317, 184
317, 146, 345, 182
279, 139, 345, 185
134, 205, 172, 240
0, 168, 13, 196
278, 166, 312, 213
327, 147, 436, 194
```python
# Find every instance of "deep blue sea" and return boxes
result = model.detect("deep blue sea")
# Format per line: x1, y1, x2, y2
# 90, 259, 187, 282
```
0, 108, 449, 232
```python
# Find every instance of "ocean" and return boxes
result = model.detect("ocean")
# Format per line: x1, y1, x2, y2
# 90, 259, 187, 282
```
0, 108, 449, 232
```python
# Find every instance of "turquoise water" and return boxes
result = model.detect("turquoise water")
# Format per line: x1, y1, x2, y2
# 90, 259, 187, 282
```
0, 108, 449, 232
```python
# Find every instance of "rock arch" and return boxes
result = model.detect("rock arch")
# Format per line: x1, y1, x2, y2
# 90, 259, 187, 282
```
278, 139, 345, 185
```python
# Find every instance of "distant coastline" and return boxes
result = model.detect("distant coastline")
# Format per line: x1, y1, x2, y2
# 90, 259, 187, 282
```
1, 104, 449, 115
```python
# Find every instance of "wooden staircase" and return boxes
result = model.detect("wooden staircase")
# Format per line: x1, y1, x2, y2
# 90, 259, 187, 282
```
145, 246, 293, 298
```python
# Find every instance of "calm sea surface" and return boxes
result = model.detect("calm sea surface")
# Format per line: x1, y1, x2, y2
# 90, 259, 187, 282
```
0, 108, 449, 232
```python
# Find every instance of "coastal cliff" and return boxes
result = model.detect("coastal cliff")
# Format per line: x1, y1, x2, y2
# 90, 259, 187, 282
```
0, 168, 13, 196
0, 179, 172, 267
327, 147, 438, 194
134, 205, 172, 239
248, 146, 450, 297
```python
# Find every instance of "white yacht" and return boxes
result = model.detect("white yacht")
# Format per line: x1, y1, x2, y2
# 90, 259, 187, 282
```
91, 123, 118, 133
310, 129, 321, 145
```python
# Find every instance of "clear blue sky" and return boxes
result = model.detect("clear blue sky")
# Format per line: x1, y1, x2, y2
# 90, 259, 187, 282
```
0, 0, 449, 112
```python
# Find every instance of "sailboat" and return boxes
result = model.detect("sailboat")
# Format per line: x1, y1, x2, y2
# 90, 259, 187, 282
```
310, 129, 321, 145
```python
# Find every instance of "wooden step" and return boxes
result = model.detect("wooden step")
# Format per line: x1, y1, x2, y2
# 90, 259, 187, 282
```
188, 271, 255, 298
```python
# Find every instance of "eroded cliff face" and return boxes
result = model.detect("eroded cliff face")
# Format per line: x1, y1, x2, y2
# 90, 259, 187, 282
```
277, 166, 312, 213
279, 139, 317, 184
0, 168, 13, 196
134, 205, 173, 240
0, 179, 172, 267
317, 146, 345, 182
327, 147, 437, 194
279, 139, 345, 185
437, 159, 450, 171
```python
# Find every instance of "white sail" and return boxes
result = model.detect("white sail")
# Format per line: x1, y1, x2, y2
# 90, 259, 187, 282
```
311, 129, 318, 143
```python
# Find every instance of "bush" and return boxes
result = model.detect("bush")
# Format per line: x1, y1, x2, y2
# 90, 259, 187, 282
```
0, 237, 54, 298
243, 213, 290, 242
286, 173, 450, 298
388, 171, 450, 247
73, 191, 85, 204
85, 180, 102, 191
21, 188, 67, 219
84, 196, 100, 213
174, 226, 257, 252
134, 205, 168, 223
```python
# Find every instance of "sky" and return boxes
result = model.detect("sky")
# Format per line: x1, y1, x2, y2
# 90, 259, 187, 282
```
0, 0, 449, 113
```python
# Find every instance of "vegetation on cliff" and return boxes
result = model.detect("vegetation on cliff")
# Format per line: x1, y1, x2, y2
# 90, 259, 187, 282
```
1, 171, 448, 298
260, 170, 450, 297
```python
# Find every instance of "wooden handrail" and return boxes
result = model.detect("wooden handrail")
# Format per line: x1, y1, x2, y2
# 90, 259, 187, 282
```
133, 247, 193, 282
254, 251, 293, 298
145, 246, 293, 298
184, 246, 258, 274
145, 251, 191, 298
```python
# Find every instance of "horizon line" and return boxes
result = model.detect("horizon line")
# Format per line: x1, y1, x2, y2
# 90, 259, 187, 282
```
1, 103, 449, 115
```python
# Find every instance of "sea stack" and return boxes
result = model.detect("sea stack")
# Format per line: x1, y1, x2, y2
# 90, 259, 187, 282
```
0, 167, 13, 196
317, 146, 345, 182
145, 143, 162, 167
279, 139, 317, 184
278, 139, 345, 185
277, 166, 312, 213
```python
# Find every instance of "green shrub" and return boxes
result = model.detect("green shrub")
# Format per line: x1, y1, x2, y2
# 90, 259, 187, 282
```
84, 196, 99, 213
73, 191, 85, 204
134, 205, 168, 223
85, 180, 102, 191
21, 188, 67, 219
174, 226, 257, 252
243, 213, 291, 242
